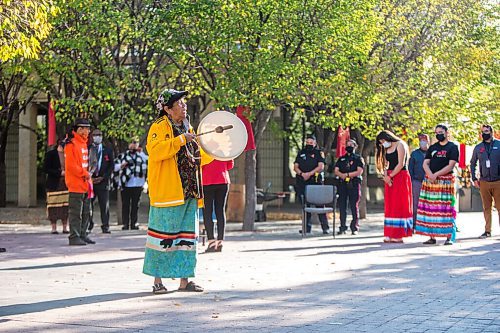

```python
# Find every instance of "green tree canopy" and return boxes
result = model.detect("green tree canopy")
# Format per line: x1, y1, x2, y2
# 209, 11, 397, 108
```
35, 0, 181, 145
313, 0, 499, 144
0, 0, 58, 61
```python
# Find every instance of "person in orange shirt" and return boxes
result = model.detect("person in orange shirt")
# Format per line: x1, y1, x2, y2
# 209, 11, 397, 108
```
65, 118, 94, 246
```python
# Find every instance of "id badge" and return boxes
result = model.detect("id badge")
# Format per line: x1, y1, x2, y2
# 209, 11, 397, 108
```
486, 159, 491, 168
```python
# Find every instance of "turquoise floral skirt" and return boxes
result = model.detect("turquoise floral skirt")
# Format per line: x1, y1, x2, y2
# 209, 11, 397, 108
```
143, 199, 198, 278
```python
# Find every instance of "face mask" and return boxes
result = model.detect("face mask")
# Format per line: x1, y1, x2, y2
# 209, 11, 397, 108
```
436, 133, 446, 142
346, 146, 354, 154
382, 142, 391, 148
129, 148, 137, 154
482, 133, 491, 141
305, 144, 314, 151
93, 136, 102, 144
419, 141, 428, 149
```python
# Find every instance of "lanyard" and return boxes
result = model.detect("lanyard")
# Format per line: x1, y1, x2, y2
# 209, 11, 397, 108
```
483, 141, 493, 159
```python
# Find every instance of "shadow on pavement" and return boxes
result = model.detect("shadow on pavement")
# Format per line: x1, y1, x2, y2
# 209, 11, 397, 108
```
0, 257, 143, 271
0, 292, 153, 317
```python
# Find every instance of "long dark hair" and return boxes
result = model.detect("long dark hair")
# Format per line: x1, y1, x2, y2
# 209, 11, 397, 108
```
375, 130, 402, 173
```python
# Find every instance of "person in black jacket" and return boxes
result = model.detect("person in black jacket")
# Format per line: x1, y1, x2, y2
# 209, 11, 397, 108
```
334, 139, 365, 235
294, 135, 330, 234
88, 129, 114, 233
44, 140, 69, 234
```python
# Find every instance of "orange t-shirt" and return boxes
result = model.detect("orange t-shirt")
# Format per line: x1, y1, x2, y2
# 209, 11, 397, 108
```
64, 132, 89, 193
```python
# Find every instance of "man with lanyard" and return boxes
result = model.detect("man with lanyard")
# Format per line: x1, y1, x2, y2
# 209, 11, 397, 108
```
408, 134, 430, 228
294, 134, 329, 234
470, 124, 500, 239
334, 139, 364, 235
88, 129, 114, 233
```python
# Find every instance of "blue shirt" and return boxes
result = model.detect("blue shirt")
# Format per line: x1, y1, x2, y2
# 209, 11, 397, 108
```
409, 148, 426, 181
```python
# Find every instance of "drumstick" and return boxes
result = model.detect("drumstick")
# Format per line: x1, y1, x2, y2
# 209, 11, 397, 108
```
197, 125, 233, 136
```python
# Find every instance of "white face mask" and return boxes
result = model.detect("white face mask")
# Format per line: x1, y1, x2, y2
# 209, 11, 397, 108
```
419, 141, 428, 149
382, 142, 392, 148
93, 136, 102, 144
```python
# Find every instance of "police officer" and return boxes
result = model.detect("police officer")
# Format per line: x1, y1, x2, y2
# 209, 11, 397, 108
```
334, 139, 364, 235
294, 135, 329, 234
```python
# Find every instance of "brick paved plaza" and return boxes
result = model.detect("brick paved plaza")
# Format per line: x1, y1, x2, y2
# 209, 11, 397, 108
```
0, 212, 498, 332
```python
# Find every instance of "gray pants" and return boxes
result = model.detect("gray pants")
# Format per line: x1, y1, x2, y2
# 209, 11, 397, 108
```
411, 180, 423, 227
68, 192, 91, 240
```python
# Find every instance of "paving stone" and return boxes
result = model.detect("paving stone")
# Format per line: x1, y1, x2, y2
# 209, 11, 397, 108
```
0, 211, 498, 332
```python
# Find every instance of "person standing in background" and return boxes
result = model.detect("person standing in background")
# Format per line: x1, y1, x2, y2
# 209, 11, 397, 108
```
470, 124, 500, 239
114, 139, 148, 230
334, 139, 364, 235
202, 159, 234, 252
375, 130, 413, 243
65, 118, 95, 246
44, 138, 69, 234
88, 129, 114, 233
415, 124, 459, 245
294, 135, 330, 235
409, 134, 430, 229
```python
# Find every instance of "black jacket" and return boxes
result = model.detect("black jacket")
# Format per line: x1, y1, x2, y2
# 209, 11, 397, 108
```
44, 149, 63, 191
88, 144, 114, 190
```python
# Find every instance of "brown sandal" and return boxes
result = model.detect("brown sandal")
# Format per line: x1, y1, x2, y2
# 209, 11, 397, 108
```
205, 243, 217, 253
178, 281, 204, 292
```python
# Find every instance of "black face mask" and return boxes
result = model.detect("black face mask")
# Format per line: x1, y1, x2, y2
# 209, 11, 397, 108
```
346, 146, 354, 154
436, 133, 446, 142
482, 133, 491, 141
305, 144, 314, 151
129, 149, 137, 154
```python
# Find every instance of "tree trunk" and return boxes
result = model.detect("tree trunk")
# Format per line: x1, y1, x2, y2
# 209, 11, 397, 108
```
360, 139, 374, 219
351, 129, 374, 219
0, 104, 16, 207
241, 109, 273, 231
0, 154, 6, 207
0, 126, 7, 206
242, 149, 257, 231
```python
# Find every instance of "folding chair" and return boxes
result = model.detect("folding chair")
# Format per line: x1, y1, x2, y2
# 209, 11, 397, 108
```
301, 185, 337, 238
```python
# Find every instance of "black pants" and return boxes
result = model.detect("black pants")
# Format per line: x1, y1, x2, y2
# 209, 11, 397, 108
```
296, 181, 329, 232
122, 187, 142, 229
203, 184, 229, 240
338, 181, 361, 232
90, 186, 110, 231
68, 192, 90, 240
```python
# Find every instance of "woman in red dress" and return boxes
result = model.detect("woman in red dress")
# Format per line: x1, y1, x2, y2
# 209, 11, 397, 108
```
375, 130, 413, 243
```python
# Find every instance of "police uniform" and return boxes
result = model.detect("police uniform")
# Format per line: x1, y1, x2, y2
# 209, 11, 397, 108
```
334, 152, 364, 233
294, 147, 329, 233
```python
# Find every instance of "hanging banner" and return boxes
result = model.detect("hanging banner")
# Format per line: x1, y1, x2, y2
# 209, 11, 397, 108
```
47, 100, 57, 146
236, 105, 256, 151
458, 143, 467, 169
336, 126, 350, 158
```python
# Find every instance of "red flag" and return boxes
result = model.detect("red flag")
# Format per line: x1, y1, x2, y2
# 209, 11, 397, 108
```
459, 143, 466, 169
47, 101, 56, 146
336, 126, 350, 158
236, 105, 256, 151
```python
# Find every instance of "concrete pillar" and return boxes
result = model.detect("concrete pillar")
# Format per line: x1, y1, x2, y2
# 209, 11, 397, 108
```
18, 103, 38, 207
